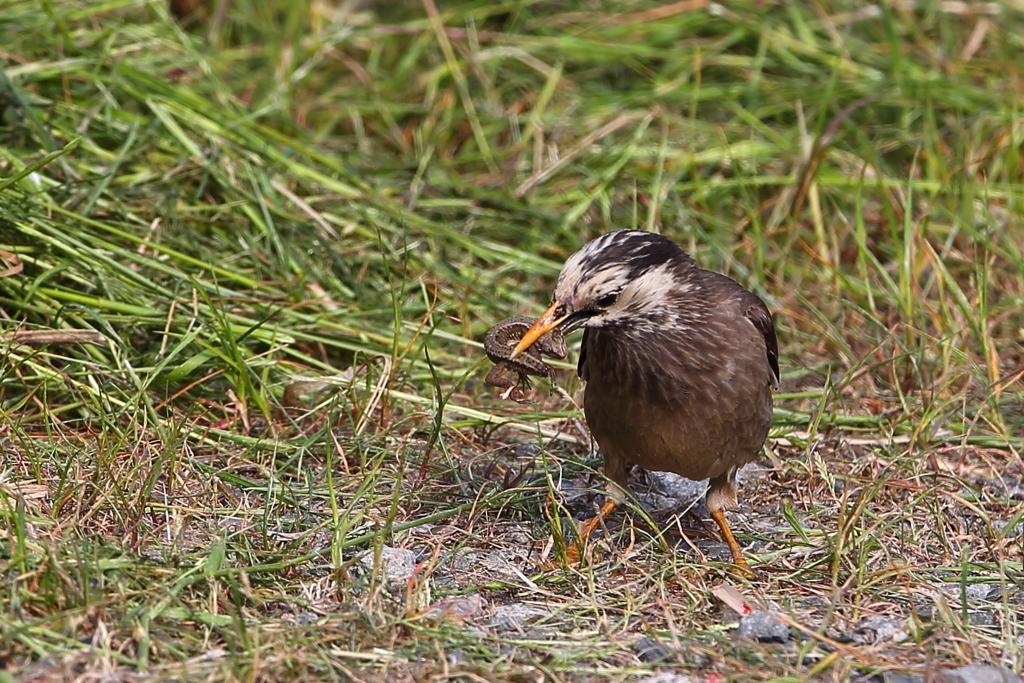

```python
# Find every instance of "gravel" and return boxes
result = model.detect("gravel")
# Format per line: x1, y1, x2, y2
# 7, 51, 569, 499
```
936, 665, 1022, 683
357, 546, 417, 582
488, 603, 551, 632
634, 637, 672, 663
849, 615, 908, 645
737, 611, 789, 643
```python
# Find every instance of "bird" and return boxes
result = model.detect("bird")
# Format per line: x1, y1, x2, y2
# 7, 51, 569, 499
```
509, 229, 779, 574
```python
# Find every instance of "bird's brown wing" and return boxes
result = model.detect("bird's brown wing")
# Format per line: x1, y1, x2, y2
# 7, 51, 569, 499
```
742, 294, 779, 387
698, 270, 779, 388
577, 328, 590, 381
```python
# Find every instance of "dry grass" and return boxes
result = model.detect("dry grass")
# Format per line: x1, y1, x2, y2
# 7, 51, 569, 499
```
1, 0, 1023, 681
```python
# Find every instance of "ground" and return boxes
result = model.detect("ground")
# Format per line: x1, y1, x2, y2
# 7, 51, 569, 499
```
1, 1, 1023, 681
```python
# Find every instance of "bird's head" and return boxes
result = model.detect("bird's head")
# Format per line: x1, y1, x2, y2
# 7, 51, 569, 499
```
510, 230, 697, 359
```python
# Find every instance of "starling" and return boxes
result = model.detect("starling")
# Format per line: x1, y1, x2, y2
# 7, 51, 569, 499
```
511, 230, 779, 574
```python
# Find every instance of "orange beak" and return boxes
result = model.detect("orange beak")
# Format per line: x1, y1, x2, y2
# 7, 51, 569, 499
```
510, 301, 569, 359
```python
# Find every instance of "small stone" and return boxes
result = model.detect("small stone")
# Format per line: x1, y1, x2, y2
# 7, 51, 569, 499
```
634, 490, 683, 513
968, 611, 998, 626
737, 611, 789, 643
504, 531, 530, 546
293, 611, 319, 626
513, 443, 541, 458
357, 546, 417, 582
995, 519, 1024, 537
736, 461, 767, 485
850, 674, 923, 683
966, 584, 1000, 600
850, 615, 908, 645
420, 593, 487, 622
690, 651, 711, 667
488, 603, 551, 632
646, 471, 707, 504
936, 665, 1022, 683
218, 517, 248, 530
634, 637, 671, 663
883, 674, 924, 683
701, 541, 735, 563
450, 548, 487, 572
937, 583, 1000, 602
446, 650, 466, 666
636, 674, 693, 683
248, 418, 268, 436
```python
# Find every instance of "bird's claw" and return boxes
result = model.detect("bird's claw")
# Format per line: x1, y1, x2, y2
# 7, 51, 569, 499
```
729, 558, 757, 580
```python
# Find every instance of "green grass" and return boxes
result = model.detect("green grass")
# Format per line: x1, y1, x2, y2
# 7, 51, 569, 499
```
1, 0, 1024, 680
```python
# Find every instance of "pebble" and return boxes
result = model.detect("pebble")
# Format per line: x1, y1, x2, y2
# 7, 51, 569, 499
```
292, 611, 319, 626
936, 665, 1022, 683
969, 612, 998, 626
850, 615, 908, 645
420, 593, 486, 622
636, 674, 694, 683
634, 637, 671, 663
357, 546, 417, 582
512, 443, 542, 458
488, 603, 551, 632
646, 471, 708, 504
937, 583, 1000, 602
882, 674, 923, 683
850, 673, 922, 683
737, 611, 789, 643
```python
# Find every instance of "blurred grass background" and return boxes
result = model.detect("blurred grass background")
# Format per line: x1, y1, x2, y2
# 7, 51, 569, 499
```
1, 0, 1023, 681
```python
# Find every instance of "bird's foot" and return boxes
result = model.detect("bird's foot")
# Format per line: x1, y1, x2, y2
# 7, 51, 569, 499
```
711, 509, 758, 580
540, 499, 619, 569
538, 540, 584, 569
729, 555, 757, 580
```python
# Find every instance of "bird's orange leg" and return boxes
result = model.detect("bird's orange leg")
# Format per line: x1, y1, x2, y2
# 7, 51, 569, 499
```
562, 498, 620, 565
710, 509, 756, 578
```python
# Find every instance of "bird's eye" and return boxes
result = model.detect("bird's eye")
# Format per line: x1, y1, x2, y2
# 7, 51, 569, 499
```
596, 293, 618, 308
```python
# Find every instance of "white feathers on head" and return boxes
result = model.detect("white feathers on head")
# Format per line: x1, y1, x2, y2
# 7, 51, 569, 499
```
552, 231, 696, 329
